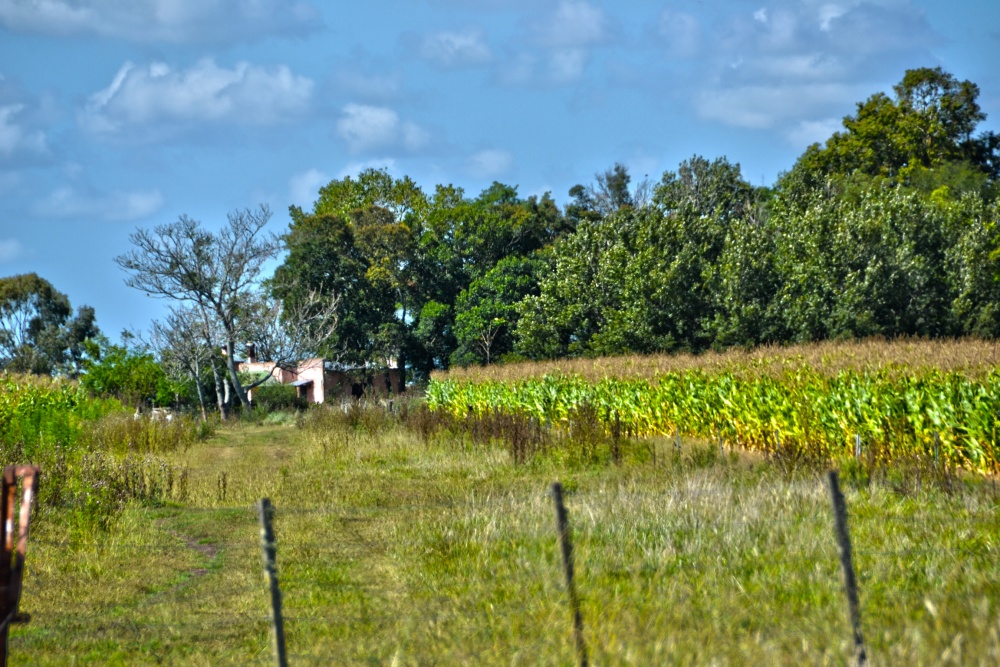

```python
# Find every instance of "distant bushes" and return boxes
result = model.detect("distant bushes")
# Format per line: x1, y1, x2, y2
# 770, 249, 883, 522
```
0, 374, 122, 459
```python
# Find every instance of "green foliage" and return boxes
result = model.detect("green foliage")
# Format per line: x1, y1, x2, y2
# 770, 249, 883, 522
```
412, 299, 455, 371
770, 181, 959, 340
80, 337, 170, 407
250, 382, 305, 413
314, 167, 429, 223
0, 273, 99, 376
280, 170, 569, 376
271, 68, 1000, 371
275, 209, 390, 366
452, 254, 548, 366
0, 373, 204, 529
788, 67, 996, 184
0, 373, 122, 460
428, 365, 1000, 472
516, 156, 761, 357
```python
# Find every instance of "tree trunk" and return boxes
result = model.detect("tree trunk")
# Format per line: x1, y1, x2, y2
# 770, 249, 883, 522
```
212, 358, 228, 420
223, 374, 232, 414
223, 339, 251, 410
193, 357, 208, 421
197, 302, 228, 420
397, 350, 406, 392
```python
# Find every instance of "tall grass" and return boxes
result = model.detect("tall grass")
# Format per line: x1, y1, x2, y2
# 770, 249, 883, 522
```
9, 406, 1000, 663
0, 373, 210, 528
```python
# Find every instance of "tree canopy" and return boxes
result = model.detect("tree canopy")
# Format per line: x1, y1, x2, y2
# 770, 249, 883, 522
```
0, 273, 99, 376
102, 67, 1000, 394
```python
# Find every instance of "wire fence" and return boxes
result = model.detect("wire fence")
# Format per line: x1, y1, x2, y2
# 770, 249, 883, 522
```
8, 472, 1000, 666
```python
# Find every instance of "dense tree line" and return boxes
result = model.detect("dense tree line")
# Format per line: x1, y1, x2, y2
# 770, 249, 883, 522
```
5, 67, 998, 405
273, 67, 999, 374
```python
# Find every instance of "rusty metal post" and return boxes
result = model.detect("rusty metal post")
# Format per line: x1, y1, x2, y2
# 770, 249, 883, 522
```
258, 498, 288, 667
0, 466, 15, 665
828, 470, 867, 666
0, 466, 40, 667
551, 482, 588, 667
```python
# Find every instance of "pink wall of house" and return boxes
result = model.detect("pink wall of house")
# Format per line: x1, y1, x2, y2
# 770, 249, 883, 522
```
239, 357, 403, 404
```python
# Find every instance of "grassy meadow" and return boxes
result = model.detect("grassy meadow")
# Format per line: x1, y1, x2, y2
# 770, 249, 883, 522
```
7, 395, 1000, 665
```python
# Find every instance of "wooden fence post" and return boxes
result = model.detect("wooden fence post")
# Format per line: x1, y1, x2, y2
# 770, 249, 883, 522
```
258, 498, 288, 667
827, 471, 867, 666
551, 482, 588, 667
0, 465, 40, 667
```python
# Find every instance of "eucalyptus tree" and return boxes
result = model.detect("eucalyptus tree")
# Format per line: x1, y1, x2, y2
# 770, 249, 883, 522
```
0, 272, 99, 376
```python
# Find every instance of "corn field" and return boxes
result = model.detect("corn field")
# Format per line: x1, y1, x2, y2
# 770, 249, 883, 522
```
427, 361, 1000, 472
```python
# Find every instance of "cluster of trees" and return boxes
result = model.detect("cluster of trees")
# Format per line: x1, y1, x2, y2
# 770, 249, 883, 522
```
3, 67, 998, 410
275, 67, 1000, 369
276, 172, 571, 377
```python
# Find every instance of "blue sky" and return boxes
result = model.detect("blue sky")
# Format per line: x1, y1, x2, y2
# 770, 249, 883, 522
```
1, 0, 998, 340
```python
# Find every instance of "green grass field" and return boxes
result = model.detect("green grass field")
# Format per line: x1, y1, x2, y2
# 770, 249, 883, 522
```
10, 407, 1000, 665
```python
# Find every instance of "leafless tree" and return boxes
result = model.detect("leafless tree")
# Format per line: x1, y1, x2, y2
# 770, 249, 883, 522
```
239, 286, 342, 376
119, 206, 343, 415
148, 306, 217, 420
116, 205, 282, 412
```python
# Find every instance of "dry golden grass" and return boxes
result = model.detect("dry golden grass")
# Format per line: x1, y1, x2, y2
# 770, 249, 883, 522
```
435, 337, 1000, 383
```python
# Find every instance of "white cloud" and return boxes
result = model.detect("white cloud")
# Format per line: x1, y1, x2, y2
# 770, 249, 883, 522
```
500, 0, 614, 86
415, 28, 493, 68
467, 149, 513, 179
0, 103, 47, 160
33, 186, 164, 222
819, 4, 848, 32
335, 104, 430, 154
80, 59, 313, 135
549, 49, 588, 83
682, 0, 937, 131
0, 0, 321, 44
336, 104, 399, 153
784, 117, 844, 147
657, 10, 701, 58
0, 238, 24, 264
541, 0, 611, 48
337, 158, 397, 180
695, 83, 857, 129
401, 122, 430, 152
288, 168, 329, 209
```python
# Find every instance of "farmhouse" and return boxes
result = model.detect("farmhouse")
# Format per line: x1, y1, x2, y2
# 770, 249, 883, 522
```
237, 345, 403, 404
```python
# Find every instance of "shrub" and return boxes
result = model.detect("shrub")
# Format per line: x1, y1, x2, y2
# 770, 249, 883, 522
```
250, 383, 306, 414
